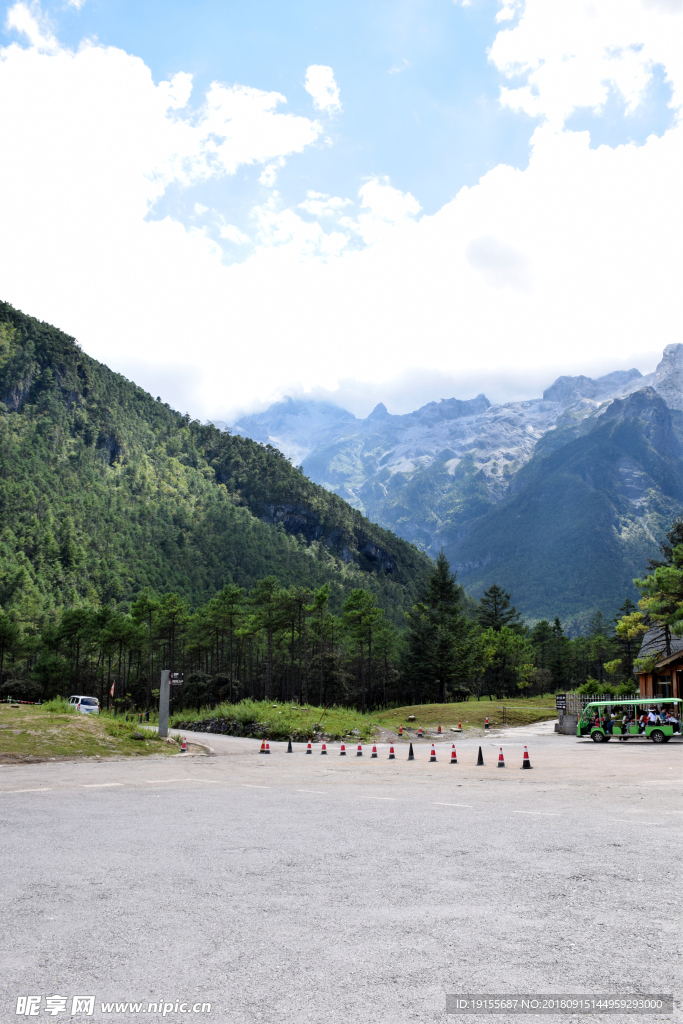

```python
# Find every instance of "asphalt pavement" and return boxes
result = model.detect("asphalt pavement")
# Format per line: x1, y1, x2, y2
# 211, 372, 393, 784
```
1, 723, 681, 1024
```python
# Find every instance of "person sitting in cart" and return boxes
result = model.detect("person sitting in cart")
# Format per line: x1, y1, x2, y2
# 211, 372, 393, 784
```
604, 713, 614, 734
665, 710, 680, 731
648, 707, 658, 725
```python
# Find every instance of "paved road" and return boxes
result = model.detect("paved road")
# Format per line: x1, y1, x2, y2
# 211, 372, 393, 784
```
1, 726, 681, 1024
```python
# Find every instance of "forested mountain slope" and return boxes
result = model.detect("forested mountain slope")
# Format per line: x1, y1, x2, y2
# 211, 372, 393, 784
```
0, 302, 431, 622
447, 388, 683, 629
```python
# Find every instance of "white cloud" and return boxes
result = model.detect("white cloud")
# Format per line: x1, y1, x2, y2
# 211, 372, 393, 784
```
0, 1, 682, 423
465, 236, 532, 291
5, 1, 58, 51
304, 64, 341, 113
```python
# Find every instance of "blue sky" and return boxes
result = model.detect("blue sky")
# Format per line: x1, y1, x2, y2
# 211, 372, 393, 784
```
0, 0, 681, 419
29, 0, 539, 224
9, 0, 549, 270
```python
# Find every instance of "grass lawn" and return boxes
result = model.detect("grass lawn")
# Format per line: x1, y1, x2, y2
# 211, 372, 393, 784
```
369, 697, 558, 733
170, 699, 377, 741
167, 696, 558, 741
0, 704, 182, 763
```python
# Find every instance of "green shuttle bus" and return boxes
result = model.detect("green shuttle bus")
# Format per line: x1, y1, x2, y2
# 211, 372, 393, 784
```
578, 698, 683, 743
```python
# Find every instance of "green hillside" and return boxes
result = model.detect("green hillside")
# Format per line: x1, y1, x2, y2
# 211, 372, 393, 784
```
0, 302, 431, 622
447, 388, 683, 629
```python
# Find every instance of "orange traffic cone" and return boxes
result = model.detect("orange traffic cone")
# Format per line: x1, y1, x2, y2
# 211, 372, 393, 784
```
429, 744, 437, 763
306, 740, 312, 754
321, 741, 327, 755
485, 717, 489, 730
340, 742, 347, 756
437, 724, 442, 734
259, 739, 266, 754
181, 737, 187, 753
398, 725, 403, 737
450, 745, 457, 764
521, 745, 532, 770
371, 744, 378, 758
356, 743, 363, 757
497, 747, 505, 768
418, 726, 423, 737
388, 745, 395, 760
265, 741, 270, 755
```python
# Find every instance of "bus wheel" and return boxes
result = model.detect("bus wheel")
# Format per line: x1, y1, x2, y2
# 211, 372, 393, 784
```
592, 731, 605, 743
651, 730, 665, 744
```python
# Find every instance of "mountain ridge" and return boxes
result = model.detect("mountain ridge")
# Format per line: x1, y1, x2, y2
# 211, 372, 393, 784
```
0, 301, 432, 623
226, 349, 683, 627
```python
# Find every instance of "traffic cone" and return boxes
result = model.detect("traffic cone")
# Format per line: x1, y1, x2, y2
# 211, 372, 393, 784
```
321, 741, 327, 755
398, 725, 403, 737
371, 744, 378, 758
476, 746, 484, 766
429, 744, 437, 762
521, 745, 532, 770
356, 743, 363, 757
340, 742, 346, 756
181, 737, 187, 753
418, 726, 423, 737
259, 739, 266, 754
306, 740, 312, 754
450, 745, 457, 764
408, 742, 414, 761
265, 741, 270, 754
497, 747, 505, 768
485, 717, 489, 730
388, 745, 395, 760
437, 724, 442, 734
287, 738, 293, 753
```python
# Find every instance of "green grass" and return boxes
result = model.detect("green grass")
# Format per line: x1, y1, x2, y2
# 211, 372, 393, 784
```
369, 696, 558, 733
0, 704, 181, 761
170, 699, 377, 741
167, 695, 558, 741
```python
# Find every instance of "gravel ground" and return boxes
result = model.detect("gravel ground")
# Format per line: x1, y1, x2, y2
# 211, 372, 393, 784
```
0, 724, 681, 1024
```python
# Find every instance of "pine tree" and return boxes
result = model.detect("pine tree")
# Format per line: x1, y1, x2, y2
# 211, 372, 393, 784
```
477, 584, 524, 634
404, 550, 471, 704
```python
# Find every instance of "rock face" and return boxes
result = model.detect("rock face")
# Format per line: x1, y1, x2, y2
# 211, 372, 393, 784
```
227, 346, 683, 627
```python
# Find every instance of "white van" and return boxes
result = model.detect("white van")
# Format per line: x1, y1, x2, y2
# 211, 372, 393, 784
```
68, 695, 100, 714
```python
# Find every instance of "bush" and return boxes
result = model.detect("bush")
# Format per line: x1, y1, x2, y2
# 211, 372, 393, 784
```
40, 696, 76, 714
0, 679, 43, 702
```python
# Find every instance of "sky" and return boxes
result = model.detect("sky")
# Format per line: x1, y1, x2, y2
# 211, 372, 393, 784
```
0, 0, 681, 420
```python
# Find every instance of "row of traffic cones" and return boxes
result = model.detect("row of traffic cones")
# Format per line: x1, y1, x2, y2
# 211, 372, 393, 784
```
275, 739, 532, 768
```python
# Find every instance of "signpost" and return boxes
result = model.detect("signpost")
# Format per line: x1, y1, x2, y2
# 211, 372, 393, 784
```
158, 670, 170, 738
556, 693, 567, 713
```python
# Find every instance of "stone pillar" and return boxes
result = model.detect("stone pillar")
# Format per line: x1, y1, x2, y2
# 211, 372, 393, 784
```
158, 670, 170, 738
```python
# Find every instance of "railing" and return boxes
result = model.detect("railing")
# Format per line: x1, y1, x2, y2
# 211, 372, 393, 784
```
564, 693, 640, 715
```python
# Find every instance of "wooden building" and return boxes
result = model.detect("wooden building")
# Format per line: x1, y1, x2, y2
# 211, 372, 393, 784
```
637, 629, 683, 698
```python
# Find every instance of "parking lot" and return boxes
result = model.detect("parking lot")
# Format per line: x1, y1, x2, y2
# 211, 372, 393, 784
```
1, 725, 681, 1023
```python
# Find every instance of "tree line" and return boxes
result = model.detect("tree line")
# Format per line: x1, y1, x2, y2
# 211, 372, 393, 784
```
0, 550, 644, 713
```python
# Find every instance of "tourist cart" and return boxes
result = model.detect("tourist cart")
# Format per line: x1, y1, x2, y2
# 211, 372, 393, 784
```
577, 698, 683, 743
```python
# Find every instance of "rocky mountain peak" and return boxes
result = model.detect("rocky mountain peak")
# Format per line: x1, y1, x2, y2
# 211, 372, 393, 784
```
367, 402, 389, 419
652, 343, 683, 411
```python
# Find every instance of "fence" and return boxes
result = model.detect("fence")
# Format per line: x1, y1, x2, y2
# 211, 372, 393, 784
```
563, 693, 640, 715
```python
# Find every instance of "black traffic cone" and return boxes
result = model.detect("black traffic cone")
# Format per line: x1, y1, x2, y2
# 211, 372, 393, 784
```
287, 738, 293, 753
476, 746, 484, 766
408, 742, 414, 761
521, 745, 532, 769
